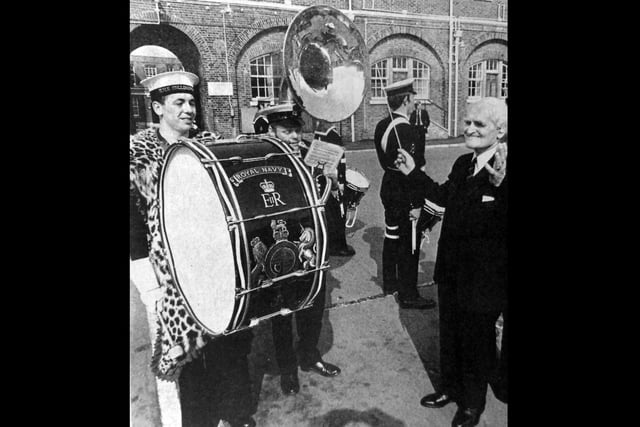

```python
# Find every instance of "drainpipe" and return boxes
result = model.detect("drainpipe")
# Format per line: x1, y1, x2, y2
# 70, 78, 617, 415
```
454, 21, 461, 137
349, 0, 355, 143
155, 0, 160, 24
350, 115, 355, 143
221, 4, 236, 137
447, 0, 453, 136
363, 17, 368, 138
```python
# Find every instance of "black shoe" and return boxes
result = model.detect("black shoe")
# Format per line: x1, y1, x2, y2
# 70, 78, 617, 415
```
420, 392, 455, 408
300, 360, 341, 377
451, 407, 481, 427
398, 296, 436, 309
329, 245, 355, 257
229, 417, 256, 427
280, 372, 300, 395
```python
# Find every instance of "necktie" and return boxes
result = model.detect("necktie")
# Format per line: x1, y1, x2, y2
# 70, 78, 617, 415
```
418, 113, 422, 126
467, 157, 477, 178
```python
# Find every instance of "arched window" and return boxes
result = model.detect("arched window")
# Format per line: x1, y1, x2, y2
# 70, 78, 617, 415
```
371, 57, 430, 101
467, 59, 508, 100
250, 53, 282, 101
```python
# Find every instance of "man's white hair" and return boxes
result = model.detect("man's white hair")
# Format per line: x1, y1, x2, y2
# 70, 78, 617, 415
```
469, 97, 508, 132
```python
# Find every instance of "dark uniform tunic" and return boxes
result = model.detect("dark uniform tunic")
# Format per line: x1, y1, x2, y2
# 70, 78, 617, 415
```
373, 112, 426, 300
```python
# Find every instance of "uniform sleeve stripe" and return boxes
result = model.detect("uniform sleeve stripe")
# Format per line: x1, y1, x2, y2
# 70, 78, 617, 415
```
423, 198, 445, 217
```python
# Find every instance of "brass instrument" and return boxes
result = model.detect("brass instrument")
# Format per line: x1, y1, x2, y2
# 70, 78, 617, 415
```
281, 6, 370, 228
283, 5, 369, 123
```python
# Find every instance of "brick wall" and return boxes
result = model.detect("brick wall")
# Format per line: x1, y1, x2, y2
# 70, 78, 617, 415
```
130, 0, 507, 141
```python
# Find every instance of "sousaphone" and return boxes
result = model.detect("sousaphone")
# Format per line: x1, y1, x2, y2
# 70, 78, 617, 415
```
282, 6, 371, 227
283, 5, 369, 123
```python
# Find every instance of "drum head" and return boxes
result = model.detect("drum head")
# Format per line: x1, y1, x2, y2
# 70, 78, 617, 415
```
161, 147, 236, 335
346, 169, 370, 190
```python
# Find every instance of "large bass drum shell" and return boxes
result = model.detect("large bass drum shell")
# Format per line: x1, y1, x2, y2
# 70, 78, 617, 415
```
159, 136, 329, 336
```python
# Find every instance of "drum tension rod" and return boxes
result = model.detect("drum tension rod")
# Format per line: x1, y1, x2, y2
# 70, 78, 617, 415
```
230, 304, 316, 333
235, 264, 330, 298
227, 204, 326, 226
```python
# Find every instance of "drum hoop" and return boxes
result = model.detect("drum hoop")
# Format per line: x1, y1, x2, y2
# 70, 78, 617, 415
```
160, 140, 249, 336
201, 144, 251, 331
187, 139, 256, 332
346, 169, 370, 187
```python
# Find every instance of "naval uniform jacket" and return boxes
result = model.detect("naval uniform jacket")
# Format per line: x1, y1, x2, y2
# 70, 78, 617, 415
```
409, 153, 508, 313
374, 112, 426, 209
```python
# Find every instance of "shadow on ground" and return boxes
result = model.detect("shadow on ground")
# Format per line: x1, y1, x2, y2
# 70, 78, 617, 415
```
360, 224, 444, 393
307, 407, 406, 427
246, 261, 341, 417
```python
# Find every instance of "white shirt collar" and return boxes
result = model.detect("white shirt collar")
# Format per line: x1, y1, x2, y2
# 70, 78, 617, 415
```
472, 144, 498, 176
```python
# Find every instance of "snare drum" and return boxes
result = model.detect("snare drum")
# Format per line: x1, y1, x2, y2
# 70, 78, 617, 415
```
342, 168, 370, 228
159, 136, 331, 337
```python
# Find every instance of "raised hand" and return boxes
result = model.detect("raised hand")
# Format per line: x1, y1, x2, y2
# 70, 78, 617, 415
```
394, 147, 416, 176
485, 142, 507, 187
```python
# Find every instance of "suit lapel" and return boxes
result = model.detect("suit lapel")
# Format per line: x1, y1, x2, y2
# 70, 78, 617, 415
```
463, 154, 496, 198
473, 154, 495, 182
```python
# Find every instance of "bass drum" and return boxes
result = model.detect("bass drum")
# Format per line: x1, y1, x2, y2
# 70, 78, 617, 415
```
159, 136, 331, 336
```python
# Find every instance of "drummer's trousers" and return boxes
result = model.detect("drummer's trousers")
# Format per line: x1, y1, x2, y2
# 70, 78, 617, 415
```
179, 329, 254, 426
382, 206, 421, 300
271, 284, 326, 373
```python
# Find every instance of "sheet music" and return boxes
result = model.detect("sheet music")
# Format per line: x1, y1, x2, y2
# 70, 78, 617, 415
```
303, 139, 345, 171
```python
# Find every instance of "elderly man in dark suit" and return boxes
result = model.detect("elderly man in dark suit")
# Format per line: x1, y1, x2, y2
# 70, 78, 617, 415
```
395, 97, 508, 427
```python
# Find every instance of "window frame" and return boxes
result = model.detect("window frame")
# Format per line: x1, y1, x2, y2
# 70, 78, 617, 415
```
131, 96, 141, 118
249, 53, 282, 103
371, 59, 388, 100
143, 64, 157, 78
501, 63, 508, 98
370, 56, 430, 103
467, 59, 508, 101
